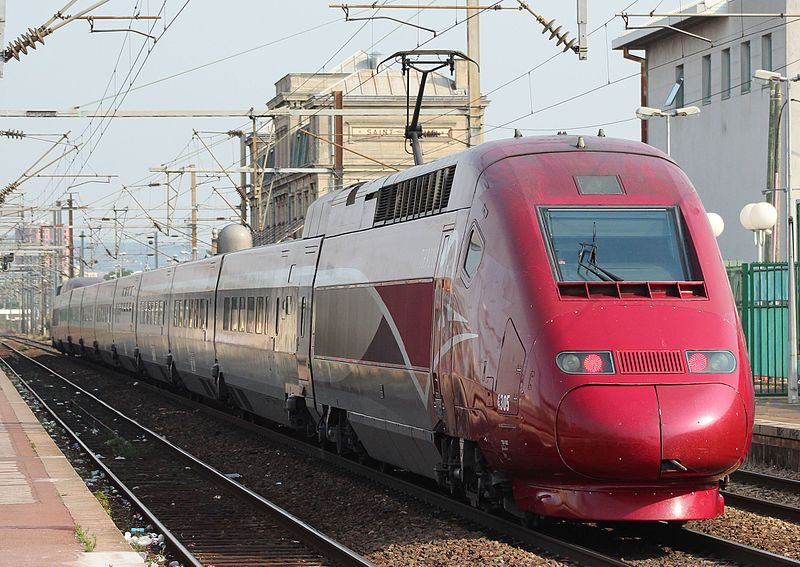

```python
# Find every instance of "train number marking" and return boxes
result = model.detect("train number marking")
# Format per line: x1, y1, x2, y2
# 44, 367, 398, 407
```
497, 393, 511, 412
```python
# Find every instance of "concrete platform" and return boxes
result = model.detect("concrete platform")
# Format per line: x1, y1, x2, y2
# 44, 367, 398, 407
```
0, 368, 144, 566
749, 397, 800, 470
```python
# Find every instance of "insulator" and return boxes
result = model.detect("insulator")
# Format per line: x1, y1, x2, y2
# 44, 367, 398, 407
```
541, 18, 557, 34
1, 130, 25, 139
549, 25, 563, 41
3, 26, 49, 62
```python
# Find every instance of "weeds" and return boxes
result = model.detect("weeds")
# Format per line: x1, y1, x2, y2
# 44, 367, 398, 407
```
75, 524, 96, 552
93, 490, 112, 516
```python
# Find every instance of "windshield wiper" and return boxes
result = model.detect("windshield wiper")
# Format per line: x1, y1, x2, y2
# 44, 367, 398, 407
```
577, 222, 624, 282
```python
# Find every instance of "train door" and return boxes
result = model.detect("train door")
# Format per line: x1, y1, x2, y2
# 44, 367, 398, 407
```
433, 227, 457, 430
495, 319, 526, 416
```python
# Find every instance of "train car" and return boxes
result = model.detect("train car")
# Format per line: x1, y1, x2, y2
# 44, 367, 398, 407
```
213, 238, 320, 426
136, 267, 173, 381
52, 134, 754, 523
111, 272, 142, 372
94, 279, 118, 365
52, 277, 103, 353
168, 257, 220, 393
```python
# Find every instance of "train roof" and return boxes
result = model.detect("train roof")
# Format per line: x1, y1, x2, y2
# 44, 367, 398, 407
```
301, 135, 672, 239
58, 277, 105, 295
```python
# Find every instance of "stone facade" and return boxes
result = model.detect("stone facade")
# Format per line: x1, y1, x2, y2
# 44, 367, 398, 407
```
251, 51, 486, 244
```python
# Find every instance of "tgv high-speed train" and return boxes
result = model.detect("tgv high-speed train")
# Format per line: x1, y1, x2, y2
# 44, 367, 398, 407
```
52, 135, 754, 522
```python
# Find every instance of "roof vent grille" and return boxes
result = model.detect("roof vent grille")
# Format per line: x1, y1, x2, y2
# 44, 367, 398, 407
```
373, 165, 456, 226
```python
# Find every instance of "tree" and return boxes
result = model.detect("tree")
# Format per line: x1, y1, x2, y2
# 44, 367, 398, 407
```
103, 268, 133, 280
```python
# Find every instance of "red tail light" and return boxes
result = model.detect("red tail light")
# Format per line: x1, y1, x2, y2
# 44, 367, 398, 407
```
556, 351, 615, 374
687, 352, 708, 372
583, 354, 604, 373
686, 350, 736, 373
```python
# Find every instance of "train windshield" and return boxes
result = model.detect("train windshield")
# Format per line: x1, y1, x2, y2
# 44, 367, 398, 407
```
541, 208, 694, 282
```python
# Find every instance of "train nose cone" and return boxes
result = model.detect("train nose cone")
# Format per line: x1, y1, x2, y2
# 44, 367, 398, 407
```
657, 383, 748, 476
556, 384, 748, 481
557, 385, 661, 480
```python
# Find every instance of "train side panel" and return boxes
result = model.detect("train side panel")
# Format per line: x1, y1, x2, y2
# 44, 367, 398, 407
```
136, 266, 174, 382
112, 273, 142, 371
52, 290, 70, 350
77, 284, 99, 356
66, 288, 83, 354
312, 211, 467, 478
94, 279, 118, 365
214, 238, 320, 425
169, 257, 222, 395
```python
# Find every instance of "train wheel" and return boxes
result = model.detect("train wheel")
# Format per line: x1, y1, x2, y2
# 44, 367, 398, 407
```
521, 513, 549, 529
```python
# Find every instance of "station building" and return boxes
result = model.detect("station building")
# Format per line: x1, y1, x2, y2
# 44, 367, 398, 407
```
613, 0, 800, 261
250, 51, 487, 244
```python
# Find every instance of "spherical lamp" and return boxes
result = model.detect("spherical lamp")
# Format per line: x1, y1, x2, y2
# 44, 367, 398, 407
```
739, 203, 757, 230
706, 212, 725, 237
749, 202, 778, 230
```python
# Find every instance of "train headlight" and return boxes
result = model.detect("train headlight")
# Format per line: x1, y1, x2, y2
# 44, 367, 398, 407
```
556, 351, 615, 374
686, 350, 736, 373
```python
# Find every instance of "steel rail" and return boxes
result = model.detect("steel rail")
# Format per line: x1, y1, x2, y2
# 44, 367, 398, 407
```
0, 350, 203, 567
1, 340, 373, 567
22, 336, 800, 567
721, 491, 800, 524
732, 469, 800, 492
12, 337, 629, 567
666, 527, 800, 567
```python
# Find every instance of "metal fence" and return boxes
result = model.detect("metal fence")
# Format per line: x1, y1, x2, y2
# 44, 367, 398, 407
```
727, 262, 791, 396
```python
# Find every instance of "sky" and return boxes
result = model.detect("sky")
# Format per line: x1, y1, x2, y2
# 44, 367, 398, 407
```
0, 0, 687, 272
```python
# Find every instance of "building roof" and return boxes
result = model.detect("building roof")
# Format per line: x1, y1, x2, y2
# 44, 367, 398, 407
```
268, 51, 465, 108
319, 68, 459, 97
612, 0, 728, 50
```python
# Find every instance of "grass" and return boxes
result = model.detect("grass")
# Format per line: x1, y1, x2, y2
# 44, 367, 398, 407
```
93, 490, 112, 517
75, 524, 96, 552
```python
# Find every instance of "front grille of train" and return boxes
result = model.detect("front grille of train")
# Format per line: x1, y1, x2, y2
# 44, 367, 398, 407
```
616, 350, 685, 374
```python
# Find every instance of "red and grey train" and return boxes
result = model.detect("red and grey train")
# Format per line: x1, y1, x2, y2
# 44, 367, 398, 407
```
52, 135, 754, 522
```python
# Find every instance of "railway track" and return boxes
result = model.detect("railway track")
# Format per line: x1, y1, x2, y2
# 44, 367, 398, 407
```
8, 336, 800, 567
0, 339, 372, 567
721, 470, 800, 523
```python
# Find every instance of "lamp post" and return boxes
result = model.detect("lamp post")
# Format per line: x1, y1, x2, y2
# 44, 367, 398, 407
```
740, 202, 778, 262
636, 105, 701, 155
755, 68, 800, 404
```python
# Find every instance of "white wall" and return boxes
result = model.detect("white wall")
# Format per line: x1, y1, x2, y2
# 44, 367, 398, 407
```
641, 0, 798, 262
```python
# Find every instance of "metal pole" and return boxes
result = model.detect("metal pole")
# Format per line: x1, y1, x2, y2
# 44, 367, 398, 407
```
467, 0, 482, 146
665, 114, 671, 156
767, 82, 783, 261
52, 204, 59, 299
39, 257, 46, 335
154, 230, 159, 269
67, 194, 74, 278
251, 116, 260, 233
756, 230, 765, 262
786, 77, 798, 404
191, 168, 197, 261
79, 231, 85, 277
334, 91, 344, 190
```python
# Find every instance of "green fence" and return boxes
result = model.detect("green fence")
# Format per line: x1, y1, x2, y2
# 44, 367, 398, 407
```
727, 262, 792, 396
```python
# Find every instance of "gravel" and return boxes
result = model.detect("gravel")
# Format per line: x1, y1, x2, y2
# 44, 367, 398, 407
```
14, 349, 572, 567
14, 345, 800, 567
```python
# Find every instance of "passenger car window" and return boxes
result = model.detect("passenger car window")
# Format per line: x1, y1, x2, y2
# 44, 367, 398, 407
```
246, 296, 256, 333
463, 228, 484, 278
223, 297, 230, 331
255, 297, 264, 334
